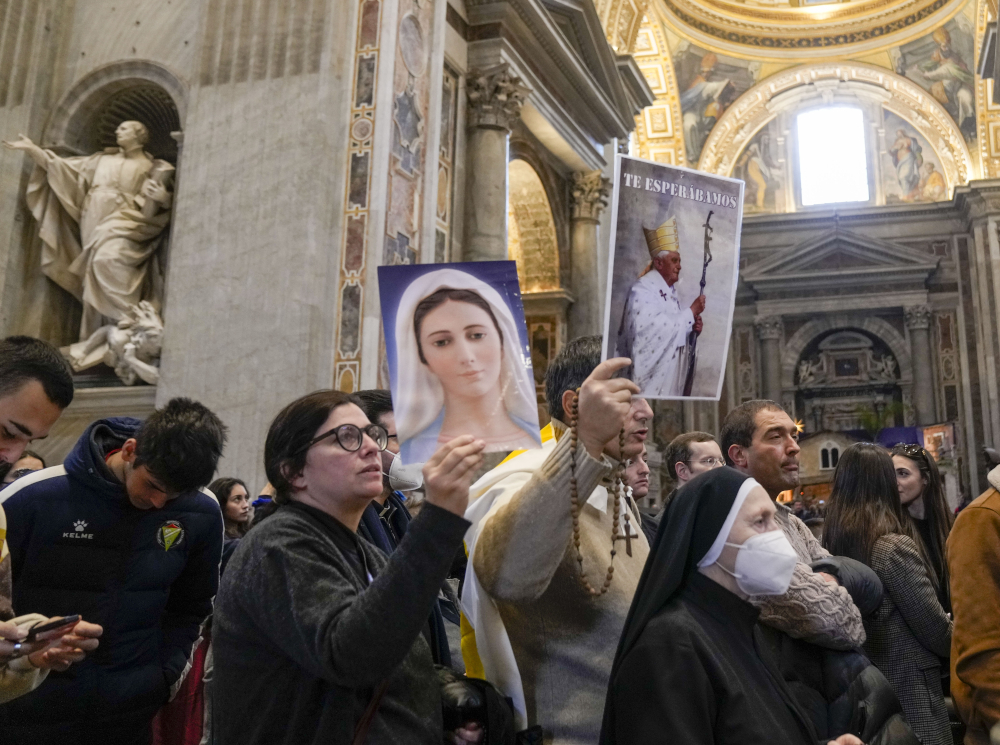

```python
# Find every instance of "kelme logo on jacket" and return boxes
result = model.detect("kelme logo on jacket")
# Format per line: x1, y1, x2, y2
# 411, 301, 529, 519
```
157, 521, 185, 551
63, 519, 93, 539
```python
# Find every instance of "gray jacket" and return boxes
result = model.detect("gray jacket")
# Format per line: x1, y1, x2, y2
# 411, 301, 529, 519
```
864, 533, 953, 745
212, 500, 469, 745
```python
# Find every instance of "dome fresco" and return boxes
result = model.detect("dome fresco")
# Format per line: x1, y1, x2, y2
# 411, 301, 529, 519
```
601, 0, 997, 208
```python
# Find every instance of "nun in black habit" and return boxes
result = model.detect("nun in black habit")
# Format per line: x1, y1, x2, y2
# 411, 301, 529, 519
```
600, 467, 863, 745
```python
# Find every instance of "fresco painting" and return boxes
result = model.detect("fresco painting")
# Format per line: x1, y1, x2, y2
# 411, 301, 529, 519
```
896, 18, 977, 141
673, 44, 757, 165
732, 123, 784, 214
882, 110, 947, 204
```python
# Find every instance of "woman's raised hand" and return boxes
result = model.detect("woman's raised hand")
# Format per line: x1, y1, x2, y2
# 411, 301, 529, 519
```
423, 435, 486, 517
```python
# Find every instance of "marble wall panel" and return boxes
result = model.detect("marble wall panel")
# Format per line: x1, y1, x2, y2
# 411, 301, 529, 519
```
156, 0, 355, 483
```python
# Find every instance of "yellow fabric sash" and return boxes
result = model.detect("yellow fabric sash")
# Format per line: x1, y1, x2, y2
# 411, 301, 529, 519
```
460, 423, 556, 679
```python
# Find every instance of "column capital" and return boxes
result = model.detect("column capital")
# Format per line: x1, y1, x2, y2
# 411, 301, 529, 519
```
755, 315, 783, 341
466, 64, 530, 132
904, 304, 932, 330
571, 170, 611, 220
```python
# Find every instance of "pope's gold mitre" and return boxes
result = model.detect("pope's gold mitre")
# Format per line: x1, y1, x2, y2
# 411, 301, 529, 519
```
643, 217, 680, 258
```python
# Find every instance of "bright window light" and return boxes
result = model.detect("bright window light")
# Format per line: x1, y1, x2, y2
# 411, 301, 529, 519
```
797, 107, 870, 206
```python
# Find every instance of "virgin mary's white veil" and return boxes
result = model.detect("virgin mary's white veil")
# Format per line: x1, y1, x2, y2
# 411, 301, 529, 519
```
392, 268, 540, 461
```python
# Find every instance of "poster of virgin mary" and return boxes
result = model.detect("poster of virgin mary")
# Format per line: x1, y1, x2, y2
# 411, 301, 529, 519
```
378, 261, 542, 465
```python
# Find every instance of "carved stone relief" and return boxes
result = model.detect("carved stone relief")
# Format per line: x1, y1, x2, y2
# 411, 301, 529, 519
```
466, 64, 530, 132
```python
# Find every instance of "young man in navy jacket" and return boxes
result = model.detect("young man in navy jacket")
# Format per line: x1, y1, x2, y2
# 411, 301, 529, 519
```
0, 398, 227, 745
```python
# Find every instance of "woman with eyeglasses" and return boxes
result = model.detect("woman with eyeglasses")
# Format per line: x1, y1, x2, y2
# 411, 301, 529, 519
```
211, 390, 486, 745
889, 443, 954, 610
823, 443, 953, 745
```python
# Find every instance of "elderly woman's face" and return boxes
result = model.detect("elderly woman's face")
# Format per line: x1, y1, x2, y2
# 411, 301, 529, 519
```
715, 486, 780, 572
419, 300, 502, 399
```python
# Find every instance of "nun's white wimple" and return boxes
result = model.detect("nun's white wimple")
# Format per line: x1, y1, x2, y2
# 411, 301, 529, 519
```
697, 477, 762, 568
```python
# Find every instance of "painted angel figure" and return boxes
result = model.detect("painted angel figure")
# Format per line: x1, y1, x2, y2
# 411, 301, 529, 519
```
3, 121, 173, 341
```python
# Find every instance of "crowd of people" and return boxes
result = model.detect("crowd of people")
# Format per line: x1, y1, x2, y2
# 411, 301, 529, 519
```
0, 331, 997, 745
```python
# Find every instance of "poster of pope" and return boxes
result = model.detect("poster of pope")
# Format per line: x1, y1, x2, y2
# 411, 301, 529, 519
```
603, 154, 743, 400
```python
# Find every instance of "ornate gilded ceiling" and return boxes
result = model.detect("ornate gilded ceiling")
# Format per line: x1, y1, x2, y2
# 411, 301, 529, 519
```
656, 0, 968, 60
590, 0, 1000, 211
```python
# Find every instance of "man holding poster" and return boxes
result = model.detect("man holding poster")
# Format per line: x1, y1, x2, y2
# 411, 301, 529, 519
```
603, 155, 743, 401
615, 216, 706, 396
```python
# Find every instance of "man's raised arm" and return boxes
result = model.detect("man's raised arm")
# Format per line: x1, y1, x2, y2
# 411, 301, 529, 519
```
474, 359, 639, 603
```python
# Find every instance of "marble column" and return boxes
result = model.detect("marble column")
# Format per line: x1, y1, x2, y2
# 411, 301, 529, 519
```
905, 304, 936, 425
568, 170, 611, 338
463, 64, 530, 262
755, 316, 784, 404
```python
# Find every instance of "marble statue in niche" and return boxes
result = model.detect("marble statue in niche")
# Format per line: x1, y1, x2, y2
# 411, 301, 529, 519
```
4, 121, 174, 352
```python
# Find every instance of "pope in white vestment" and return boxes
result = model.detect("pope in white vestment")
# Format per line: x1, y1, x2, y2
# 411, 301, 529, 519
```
616, 216, 703, 397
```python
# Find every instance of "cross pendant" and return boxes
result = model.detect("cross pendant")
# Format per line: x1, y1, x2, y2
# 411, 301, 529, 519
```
659, 289, 669, 300
614, 514, 635, 557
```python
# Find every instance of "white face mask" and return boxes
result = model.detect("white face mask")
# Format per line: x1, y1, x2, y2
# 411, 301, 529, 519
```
381, 451, 424, 492
716, 530, 798, 596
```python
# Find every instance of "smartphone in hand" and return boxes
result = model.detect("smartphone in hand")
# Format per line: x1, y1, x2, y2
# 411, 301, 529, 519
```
24, 615, 80, 642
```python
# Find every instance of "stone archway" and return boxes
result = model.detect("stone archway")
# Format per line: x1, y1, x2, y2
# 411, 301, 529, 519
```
792, 328, 906, 432
508, 159, 561, 292
44, 61, 187, 162
781, 315, 913, 390
507, 158, 568, 422
697, 62, 975, 189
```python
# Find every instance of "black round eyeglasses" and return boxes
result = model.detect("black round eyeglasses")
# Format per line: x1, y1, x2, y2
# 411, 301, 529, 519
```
295, 423, 389, 455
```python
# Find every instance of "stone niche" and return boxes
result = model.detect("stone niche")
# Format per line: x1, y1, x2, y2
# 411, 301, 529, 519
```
21, 62, 185, 385
795, 329, 904, 433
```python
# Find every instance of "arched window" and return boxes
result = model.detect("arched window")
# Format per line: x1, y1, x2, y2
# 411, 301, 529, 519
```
797, 107, 869, 206
820, 444, 840, 470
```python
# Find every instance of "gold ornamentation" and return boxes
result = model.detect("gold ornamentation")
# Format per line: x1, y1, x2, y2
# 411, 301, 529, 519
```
508, 160, 560, 292
654, 0, 964, 60
631, 15, 685, 166
698, 62, 974, 190
643, 217, 681, 256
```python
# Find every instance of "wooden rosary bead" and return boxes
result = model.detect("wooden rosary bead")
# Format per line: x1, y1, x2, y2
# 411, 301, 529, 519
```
568, 386, 626, 597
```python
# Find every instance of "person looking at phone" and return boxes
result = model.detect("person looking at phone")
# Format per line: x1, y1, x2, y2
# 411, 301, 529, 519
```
0, 335, 103, 703
0, 397, 227, 745
212, 390, 486, 744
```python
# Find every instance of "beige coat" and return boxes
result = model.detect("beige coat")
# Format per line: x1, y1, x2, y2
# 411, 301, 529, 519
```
470, 422, 649, 744
0, 505, 48, 702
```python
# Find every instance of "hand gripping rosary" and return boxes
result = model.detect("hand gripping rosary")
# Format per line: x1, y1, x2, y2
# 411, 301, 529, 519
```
567, 387, 633, 597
